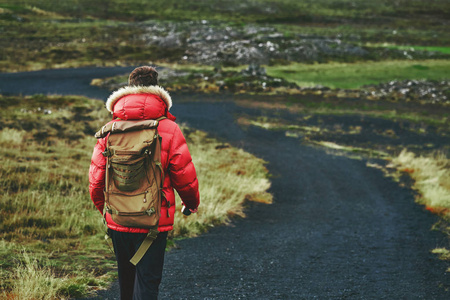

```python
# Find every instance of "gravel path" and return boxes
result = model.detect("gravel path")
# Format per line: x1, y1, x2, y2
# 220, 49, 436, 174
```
2, 68, 448, 299
160, 100, 449, 299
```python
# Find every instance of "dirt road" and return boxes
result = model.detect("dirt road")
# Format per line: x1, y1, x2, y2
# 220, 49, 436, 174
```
2, 69, 448, 299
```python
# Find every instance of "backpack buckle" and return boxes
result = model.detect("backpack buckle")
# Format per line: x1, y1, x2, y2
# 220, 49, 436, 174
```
145, 207, 156, 216
102, 148, 112, 157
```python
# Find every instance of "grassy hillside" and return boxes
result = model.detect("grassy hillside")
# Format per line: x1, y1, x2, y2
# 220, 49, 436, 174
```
1, 0, 449, 72
3, 0, 449, 28
0, 94, 272, 298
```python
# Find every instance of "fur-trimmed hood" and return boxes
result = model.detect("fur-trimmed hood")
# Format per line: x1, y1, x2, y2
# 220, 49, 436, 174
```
105, 85, 172, 114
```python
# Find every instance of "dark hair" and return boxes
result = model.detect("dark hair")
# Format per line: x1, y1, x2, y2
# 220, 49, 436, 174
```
128, 66, 158, 86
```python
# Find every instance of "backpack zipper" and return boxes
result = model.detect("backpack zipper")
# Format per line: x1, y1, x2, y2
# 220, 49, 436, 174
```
109, 190, 149, 203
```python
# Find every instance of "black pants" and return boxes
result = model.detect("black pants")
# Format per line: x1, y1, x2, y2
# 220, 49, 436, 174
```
109, 229, 168, 300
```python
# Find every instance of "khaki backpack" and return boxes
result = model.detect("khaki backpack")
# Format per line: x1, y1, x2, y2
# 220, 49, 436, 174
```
95, 117, 166, 265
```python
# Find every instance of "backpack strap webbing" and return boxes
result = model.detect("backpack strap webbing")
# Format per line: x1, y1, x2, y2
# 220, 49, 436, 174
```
130, 228, 159, 266
106, 206, 156, 217
95, 118, 164, 139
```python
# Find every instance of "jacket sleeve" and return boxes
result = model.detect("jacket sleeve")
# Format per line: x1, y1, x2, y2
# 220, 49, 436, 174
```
89, 137, 107, 214
168, 125, 200, 210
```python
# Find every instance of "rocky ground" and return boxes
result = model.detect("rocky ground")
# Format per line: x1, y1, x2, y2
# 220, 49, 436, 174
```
137, 20, 448, 66
361, 80, 449, 105
87, 20, 449, 106
92, 63, 449, 106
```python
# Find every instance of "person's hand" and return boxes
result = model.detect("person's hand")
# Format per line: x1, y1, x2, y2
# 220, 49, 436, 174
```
182, 206, 198, 215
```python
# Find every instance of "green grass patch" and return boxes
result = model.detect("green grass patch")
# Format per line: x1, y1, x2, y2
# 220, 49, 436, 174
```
0, 94, 271, 298
370, 44, 450, 55
266, 59, 450, 89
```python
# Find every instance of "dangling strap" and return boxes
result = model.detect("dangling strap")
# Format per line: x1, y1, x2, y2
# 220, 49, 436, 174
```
130, 228, 159, 265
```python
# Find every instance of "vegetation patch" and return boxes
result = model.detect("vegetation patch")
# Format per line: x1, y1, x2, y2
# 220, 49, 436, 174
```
0, 94, 271, 299
265, 60, 450, 89
367, 44, 450, 55
388, 150, 450, 213
388, 151, 450, 263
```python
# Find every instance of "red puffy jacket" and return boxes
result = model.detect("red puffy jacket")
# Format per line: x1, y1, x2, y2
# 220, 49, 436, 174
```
89, 86, 200, 233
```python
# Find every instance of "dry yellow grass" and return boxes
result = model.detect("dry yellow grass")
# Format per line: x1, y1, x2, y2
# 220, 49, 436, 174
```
10, 252, 68, 300
388, 150, 450, 264
388, 150, 450, 212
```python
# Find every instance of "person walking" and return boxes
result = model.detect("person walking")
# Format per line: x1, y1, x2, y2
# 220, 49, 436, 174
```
89, 66, 200, 299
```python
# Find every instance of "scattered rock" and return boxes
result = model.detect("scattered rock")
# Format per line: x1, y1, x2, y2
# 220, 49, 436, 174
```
241, 64, 266, 76
92, 63, 449, 105
138, 21, 448, 66
362, 80, 449, 105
